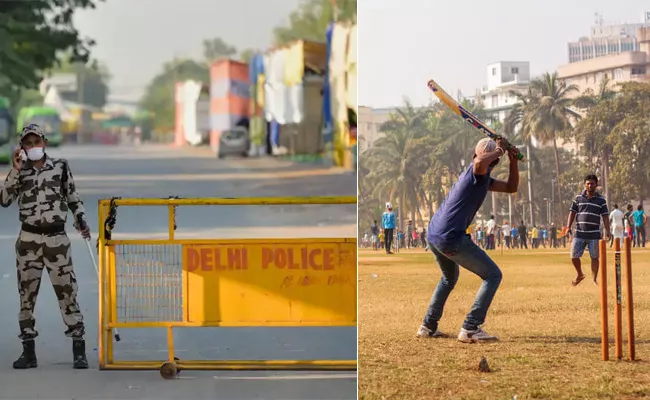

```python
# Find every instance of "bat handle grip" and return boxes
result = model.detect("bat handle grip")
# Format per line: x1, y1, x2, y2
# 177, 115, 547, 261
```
504, 144, 525, 161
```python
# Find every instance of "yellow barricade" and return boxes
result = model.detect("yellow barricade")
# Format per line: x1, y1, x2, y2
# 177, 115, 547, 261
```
97, 196, 357, 373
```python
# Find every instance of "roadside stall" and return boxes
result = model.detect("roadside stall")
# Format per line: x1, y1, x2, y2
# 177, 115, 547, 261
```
262, 40, 328, 160
328, 21, 357, 169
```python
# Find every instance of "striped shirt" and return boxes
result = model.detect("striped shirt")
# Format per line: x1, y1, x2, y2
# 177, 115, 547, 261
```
569, 191, 608, 240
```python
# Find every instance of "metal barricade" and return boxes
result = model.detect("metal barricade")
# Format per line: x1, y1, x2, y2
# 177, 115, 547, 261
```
97, 196, 357, 374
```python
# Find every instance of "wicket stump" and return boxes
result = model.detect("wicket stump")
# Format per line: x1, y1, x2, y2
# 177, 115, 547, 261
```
600, 237, 635, 361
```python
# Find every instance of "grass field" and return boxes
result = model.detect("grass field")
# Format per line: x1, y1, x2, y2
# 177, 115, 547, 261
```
358, 245, 650, 400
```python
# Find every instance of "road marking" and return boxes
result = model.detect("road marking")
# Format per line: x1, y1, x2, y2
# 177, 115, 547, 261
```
213, 373, 357, 381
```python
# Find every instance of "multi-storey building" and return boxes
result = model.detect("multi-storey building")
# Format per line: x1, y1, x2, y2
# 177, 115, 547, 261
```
477, 61, 531, 124
567, 12, 650, 63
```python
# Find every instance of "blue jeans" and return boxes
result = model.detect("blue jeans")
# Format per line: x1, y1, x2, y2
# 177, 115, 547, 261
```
423, 234, 503, 331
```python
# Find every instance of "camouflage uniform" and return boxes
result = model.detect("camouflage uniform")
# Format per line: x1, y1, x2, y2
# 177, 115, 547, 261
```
1, 152, 88, 369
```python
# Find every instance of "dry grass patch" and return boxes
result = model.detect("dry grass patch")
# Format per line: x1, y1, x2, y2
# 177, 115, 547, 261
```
359, 247, 650, 400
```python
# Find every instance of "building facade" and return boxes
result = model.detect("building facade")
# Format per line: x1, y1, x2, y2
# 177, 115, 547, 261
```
357, 106, 393, 151
477, 61, 531, 124
567, 12, 650, 63
558, 24, 650, 155
558, 27, 650, 98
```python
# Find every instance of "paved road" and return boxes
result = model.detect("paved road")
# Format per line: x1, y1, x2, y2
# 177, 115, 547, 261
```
0, 144, 357, 399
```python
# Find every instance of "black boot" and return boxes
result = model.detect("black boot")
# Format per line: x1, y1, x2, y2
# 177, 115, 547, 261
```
72, 339, 89, 369
13, 340, 38, 369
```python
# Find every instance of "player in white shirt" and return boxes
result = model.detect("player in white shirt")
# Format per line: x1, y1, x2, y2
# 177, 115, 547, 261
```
501, 221, 511, 248
609, 203, 625, 246
486, 216, 496, 249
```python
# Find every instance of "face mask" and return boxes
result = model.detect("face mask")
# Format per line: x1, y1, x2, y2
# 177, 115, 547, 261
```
26, 146, 45, 161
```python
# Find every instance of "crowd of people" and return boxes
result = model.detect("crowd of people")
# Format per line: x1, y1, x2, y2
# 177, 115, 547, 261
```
360, 203, 647, 251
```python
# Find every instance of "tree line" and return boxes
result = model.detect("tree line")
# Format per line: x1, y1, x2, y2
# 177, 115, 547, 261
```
359, 72, 650, 234
0, 0, 109, 114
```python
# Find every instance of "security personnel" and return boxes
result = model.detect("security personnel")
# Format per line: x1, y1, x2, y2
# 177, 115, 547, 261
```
0, 124, 90, 369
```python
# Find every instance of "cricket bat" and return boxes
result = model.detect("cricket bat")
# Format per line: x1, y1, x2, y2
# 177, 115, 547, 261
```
427, 79, 524, 161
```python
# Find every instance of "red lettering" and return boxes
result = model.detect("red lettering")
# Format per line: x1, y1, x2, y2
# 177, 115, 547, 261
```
301, 247, 308, 269
262, 248, 273, 269
186, 248, 200, 272
323, 248, 334, 270
214, 248, 226, 270
227, 248, 242, 269
309, 249, 322, 270
241, 248, 248, 269
287, 248, 300, 269
274, 248, 287, 268
200, 248, 213, 271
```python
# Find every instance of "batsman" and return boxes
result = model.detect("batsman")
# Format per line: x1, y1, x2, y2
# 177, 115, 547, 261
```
0, 124, 90, 369
418, 137, 520, 342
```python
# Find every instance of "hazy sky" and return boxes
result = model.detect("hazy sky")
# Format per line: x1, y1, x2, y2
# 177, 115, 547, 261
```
73, 0, 302, 102
358, 0, 650, 108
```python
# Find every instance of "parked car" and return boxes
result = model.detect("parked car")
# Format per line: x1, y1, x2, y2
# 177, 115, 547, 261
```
218, 127, 250, 158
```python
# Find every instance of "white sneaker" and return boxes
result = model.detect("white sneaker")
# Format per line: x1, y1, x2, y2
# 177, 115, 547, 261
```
457, 327, 499, 343
416, 325, 448, 338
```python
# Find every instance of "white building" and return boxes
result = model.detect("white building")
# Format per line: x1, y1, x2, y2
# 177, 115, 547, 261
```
357, 106, 396, 151
567, 12, 650, 63
477, 61, 531, 124
475, 61, 569, 151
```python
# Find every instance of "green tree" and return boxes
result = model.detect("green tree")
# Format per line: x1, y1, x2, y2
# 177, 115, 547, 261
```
202, 37, 237, 63
362, 102, 430, 230
273, 0, 357, 46
0, 0, 102, 90
572, 76, 617, 205
239, 48, 257, 64
527, 72, 580, 221
360, 98, 496, 229
139, 59, 209, 132
505, 87, 540, 225
357, 142, 382, 234
603, 82, 650, 204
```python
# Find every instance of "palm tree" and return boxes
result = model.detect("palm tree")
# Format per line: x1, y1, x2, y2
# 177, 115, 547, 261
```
358, 141, 381, 232
528, 71, 581, 222
421, 100, 493, 215
364, 102, 430, 230
504, 87, 538, 225
573, 76, 617, 205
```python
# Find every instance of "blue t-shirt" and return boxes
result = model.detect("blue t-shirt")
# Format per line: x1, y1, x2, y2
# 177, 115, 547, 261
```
633, 210, 645, 227
511, 227, 518, 237
382, 211, 396, 229
427, 165, 494, 250
371, 224, 379, 235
